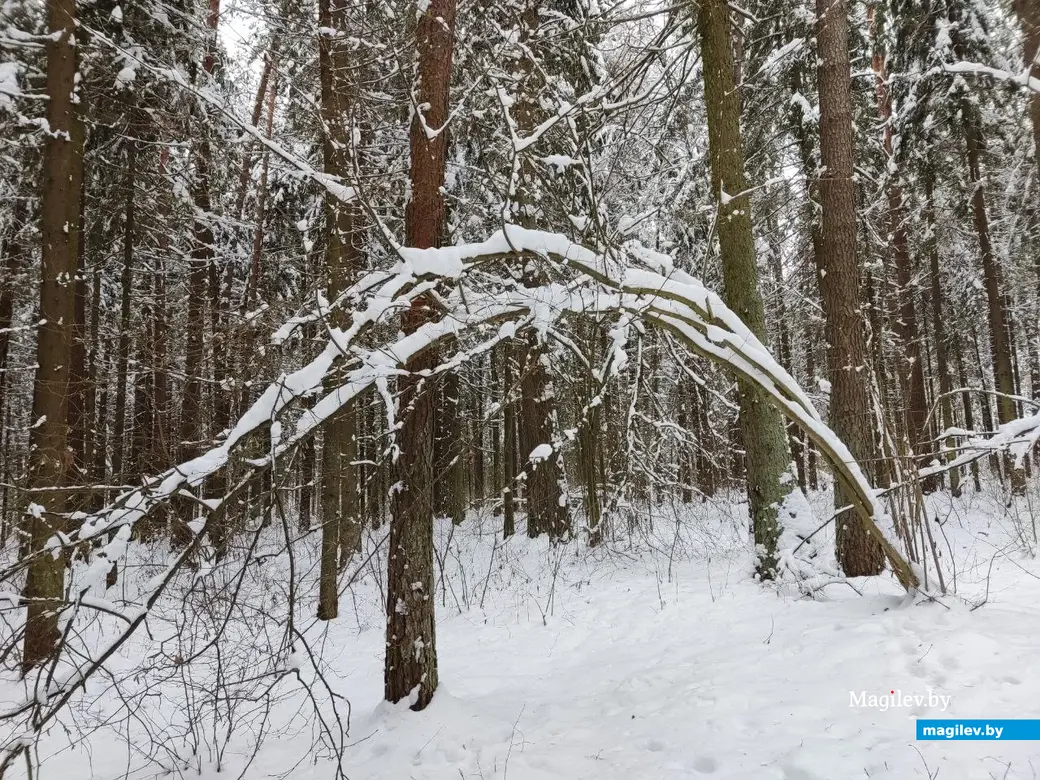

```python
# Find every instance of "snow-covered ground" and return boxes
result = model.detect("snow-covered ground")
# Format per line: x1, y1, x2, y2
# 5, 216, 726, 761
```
6, 487, 1040, 780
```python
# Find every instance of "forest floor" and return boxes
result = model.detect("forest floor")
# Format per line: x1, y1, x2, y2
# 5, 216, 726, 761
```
9, 486, 1040, 780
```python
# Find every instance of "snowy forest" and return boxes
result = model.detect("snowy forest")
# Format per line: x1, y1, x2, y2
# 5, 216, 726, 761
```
3, 0, 1040, 776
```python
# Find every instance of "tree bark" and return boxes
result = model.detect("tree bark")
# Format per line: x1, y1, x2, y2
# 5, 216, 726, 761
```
699, 0, 793, 578
512, 3, 570, 542
177, 0, 222, 548
868, 6, 932, 484
384, 0, 457, 711
112, 142, 136, 482
815, 0, 885, 575
316, 0, 363, 622
502, 342, 517, 538
0, 201, 27, 460
22, 0, 83, 672
961, 97, 1024, 493
1018, 0, 1040, 404
433, 370, 465, 524
923, 166, 960, 495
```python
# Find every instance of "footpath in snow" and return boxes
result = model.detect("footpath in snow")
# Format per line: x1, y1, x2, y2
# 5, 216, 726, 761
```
7, 489, 1040, 780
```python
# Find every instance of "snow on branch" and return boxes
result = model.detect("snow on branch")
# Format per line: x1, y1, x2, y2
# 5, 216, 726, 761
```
66, 223, 921, 591
943, 61, 1040, 95
925, 409, 1040, 479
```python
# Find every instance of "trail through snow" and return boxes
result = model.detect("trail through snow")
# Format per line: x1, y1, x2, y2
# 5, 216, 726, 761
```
9, 490, 1040, 780
339, 545, 1040, 777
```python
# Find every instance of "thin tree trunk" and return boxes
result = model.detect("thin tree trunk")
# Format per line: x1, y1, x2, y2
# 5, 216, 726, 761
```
961, 97, 1024, 492
111, 142, 136, 482
470, 358, 485, 504
177, 0, 222, 548
954, 333, 983, 491
694, 383, 716, 497
502, 342, 516, 538
433, 371, 465, 524
235, 45, 281, 220
0, 201, 27, 465
767, 238, 806, 493
0, 203, 26, 537
869, 6, 932, 485
923, 166, 960, 495
579, 328, 603, 545
805, 337, 820, 491
791, 60, 823, 495
67, 191, 88, 496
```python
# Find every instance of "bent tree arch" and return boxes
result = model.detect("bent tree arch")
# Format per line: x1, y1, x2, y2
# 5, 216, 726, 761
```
2, 225, 920, 770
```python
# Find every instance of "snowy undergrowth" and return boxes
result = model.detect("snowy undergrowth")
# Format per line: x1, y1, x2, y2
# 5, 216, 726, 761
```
4, 487, 1040, 780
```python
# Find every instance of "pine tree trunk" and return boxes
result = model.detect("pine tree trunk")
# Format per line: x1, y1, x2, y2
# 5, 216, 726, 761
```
384, 0, 457, 711
694, 383, 716, 497
814, 0, 884, 576
177, 0, 222, 548
502, 341, 517, 538
1027, 0, 1040, 405
67, 191, 88, 498
698, 0, 793, 578
112, 142, 136, 482
1019, 0, 1040, 174
1015, 0, 1040, 402
469, 359, 485, 504
22, 0, 83, 672
961, 98, 1024, 492
804, 338, 820, 491
433, 370, 465, 524
924, 166, 960, 496
512, 3, 569, 542
868, 7, 932, 485
300, 435, 315, 531
790, 60, 823, 495
316, 0, 363, 624
0, 202, 27, 519
863, 267, 894, 489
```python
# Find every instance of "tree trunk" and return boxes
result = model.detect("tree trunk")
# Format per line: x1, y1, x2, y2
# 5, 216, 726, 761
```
698, 0, 793, 578
111, 142, 136, 482
177, 0, 222, 548
502, 341, 517, 538
22, 0, 83, 672
384, 0, 457, 711
512, 3, 570, 542
923, 166, 960, 496
1015, 0, 1040, 390
790, 60, 823, 495
868, 6, 932, 485
815, 0, 884, 576
316, 0, 363, 622
961, 98, 1024, 492
954, 333, 982, 491
67, 192, 88, 495
433, 370, 465, 524
0, 203, 27, 538
1018, 0, 1040, 173
0, 201, 27, 501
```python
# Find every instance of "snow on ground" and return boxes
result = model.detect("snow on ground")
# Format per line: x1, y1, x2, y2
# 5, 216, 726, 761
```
6, 486, 1040, 780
